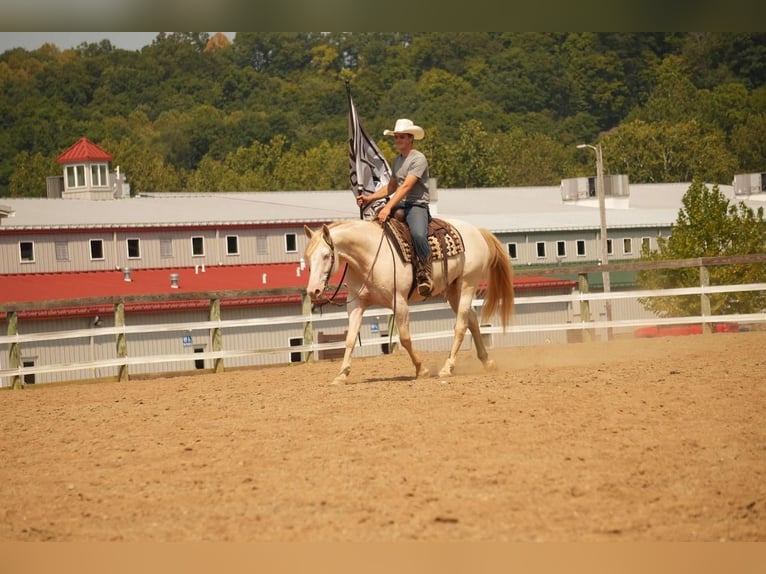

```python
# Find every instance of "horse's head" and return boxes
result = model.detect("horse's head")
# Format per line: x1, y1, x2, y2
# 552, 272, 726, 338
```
303, 224, 337, 302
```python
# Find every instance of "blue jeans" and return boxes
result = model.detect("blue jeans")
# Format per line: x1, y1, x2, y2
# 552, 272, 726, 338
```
400, 203, 430, 263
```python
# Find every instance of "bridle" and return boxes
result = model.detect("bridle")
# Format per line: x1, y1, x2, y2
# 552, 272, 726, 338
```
318, 231, 347, 307
313, 222, 392, 309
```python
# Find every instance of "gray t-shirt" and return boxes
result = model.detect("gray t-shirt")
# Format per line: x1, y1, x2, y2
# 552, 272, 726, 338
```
394, 149, 430, 206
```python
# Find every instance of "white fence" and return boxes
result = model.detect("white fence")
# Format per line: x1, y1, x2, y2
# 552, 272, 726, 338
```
3, 281, 766, 387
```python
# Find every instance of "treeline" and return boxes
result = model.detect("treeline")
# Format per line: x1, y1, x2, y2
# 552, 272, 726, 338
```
1, 32, 764, 197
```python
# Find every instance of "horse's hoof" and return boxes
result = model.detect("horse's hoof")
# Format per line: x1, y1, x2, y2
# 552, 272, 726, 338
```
417, 366, 431, 379
330, 376, 347, 386
484, 359, 497, 372
438, 366, 453, 378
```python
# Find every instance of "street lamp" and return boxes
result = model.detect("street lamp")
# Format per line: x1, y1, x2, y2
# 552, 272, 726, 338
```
577, 143, 612, 339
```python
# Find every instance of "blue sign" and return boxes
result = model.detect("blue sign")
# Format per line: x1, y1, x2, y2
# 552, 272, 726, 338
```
370, 320, 379, 333
182, 335, 193, 347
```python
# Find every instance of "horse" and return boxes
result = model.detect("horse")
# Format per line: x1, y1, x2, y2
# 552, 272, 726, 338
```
303, 218, 514, 385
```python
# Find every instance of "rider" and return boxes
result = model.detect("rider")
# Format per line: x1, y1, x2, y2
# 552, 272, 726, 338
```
357, 118, 433, 297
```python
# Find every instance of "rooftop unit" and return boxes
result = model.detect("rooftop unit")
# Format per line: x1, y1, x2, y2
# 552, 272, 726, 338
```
560, 174, 630, 202
733, 172, 766, 196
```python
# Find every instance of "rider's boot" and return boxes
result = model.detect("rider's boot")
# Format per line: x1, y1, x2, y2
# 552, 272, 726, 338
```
416, 255, 434, 297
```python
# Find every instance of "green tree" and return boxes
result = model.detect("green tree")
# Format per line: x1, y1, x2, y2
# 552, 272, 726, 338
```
9, 151, 58, 197
637, 180, 766, 317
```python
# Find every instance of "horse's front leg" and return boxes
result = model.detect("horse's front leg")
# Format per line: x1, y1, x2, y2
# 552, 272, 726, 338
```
393, 296, 429, 379
331, 300, 366, 385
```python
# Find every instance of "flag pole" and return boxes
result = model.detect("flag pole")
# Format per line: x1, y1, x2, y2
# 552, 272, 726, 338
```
346, 80, 364, 220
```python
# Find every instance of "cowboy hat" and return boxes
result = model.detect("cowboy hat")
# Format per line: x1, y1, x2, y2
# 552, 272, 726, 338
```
383, 118, 424, 140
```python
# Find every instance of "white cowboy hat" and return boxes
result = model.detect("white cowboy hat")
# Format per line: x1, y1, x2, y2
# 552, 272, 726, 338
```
383, 118, 424, 140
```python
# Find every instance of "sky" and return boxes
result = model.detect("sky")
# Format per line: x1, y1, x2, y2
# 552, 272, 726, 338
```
0, 32, 233, 53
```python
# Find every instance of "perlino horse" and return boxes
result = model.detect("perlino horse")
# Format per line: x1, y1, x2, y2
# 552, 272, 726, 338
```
303, 219, 514, 384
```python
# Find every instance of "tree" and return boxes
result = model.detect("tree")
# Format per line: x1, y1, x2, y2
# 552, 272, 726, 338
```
9, 151, 58, 197
637, 179, 766, 317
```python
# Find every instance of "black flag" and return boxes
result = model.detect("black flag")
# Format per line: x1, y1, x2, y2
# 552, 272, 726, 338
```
346, 81, 391, 220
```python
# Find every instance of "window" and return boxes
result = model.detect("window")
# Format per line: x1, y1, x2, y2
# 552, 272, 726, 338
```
556, 240, 566, 257
623, 238, 633, 255
127, 238, 141, 259
90, 239, 104, 260
55, 241, 69, 261
256, 234, 268, 255
19, 241, 34, 262
226, 235, 239, 256
194, 347, 205, 370
606, 238, 613, 256
289, 337, 303, 363
91, 164, 108, 187
536, 241, 546, 258
22, 360, 35, 385
576, 239, 586, 257
285, 233, 297, 253
160, 238, 173, 258
641, 237, 651, 252
506, 243, 518, 260
191, 236, 205, 257
66, 165, 87, 188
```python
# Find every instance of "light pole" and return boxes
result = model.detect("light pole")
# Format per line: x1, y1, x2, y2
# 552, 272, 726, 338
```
577, 143, 612, 339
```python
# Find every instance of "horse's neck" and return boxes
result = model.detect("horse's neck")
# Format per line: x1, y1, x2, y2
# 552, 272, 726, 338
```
332, 221, 380, 272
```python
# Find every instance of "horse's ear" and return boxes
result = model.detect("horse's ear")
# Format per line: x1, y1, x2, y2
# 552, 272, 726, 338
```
304, 225, 314, 239
322, 224, 331, 242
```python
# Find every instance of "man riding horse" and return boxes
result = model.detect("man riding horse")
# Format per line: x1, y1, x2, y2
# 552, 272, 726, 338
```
357, 119, 433, 297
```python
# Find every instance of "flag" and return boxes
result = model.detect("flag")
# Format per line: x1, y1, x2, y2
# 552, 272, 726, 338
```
346, 81, 391, 220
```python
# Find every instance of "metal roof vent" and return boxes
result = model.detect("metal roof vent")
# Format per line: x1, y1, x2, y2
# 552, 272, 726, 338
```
122, 267, 132, 282
169, 273, 180, 289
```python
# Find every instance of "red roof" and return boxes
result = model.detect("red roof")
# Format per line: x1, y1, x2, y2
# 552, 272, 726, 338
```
57, 137, 114, 164
0, 265, 576, 320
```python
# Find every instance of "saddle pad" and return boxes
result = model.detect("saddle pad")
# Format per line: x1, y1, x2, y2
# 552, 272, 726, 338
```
385, 217, 465, 264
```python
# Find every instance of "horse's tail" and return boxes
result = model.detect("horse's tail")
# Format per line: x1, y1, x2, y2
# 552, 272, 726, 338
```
479, 228, 515, 330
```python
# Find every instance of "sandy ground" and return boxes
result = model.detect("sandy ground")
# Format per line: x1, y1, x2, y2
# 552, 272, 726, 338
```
1, 331, 764, 541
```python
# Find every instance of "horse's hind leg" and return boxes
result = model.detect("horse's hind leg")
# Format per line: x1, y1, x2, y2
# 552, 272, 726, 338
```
440, 282, 494, 376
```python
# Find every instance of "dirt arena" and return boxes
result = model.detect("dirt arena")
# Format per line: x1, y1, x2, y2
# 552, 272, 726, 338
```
1, 331, 764, 542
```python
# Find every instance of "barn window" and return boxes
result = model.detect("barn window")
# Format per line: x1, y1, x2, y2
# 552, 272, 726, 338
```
191, 236, 205, 257
642, 237, 651, 252
623, 238, 633, 255
226, 235, 239, 256
606, 238, 613, 256
506, 243, 518, 260
127, 238, 141, 259
576, 239, 586, 257
19, 241, 34, 262
90, 239, 104, 260
285, 233, 297, 253
556, 240, 566, 257
536, 241, 546, 258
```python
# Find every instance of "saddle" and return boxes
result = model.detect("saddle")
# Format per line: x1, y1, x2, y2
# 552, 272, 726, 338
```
384, 214, 465, 295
